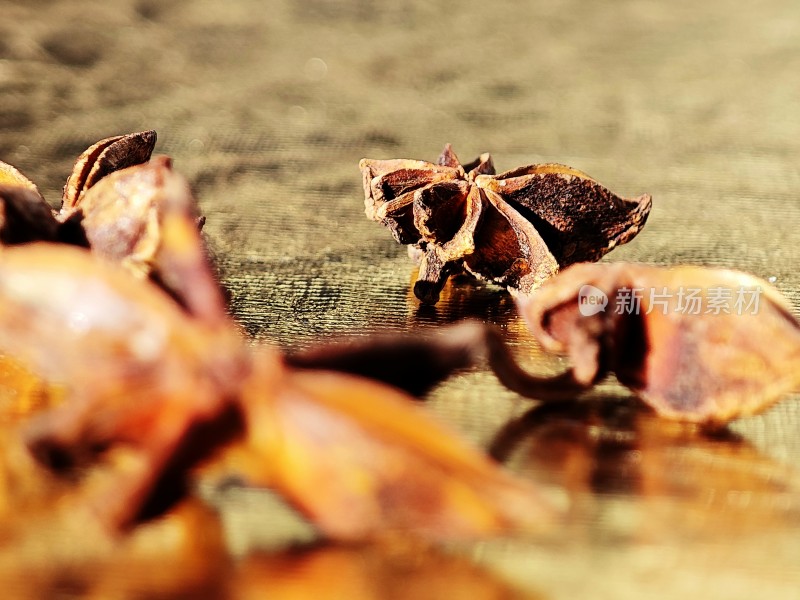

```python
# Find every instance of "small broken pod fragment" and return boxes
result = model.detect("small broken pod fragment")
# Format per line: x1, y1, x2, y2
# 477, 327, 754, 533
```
0, 184, 60, 245
0, 161, 41, 194
514, 263, 800, 425
360, 145, 651, 304
0, 160, 59, 246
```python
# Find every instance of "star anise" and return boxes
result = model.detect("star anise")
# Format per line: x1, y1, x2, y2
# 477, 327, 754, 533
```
0, 242, 557, 540
360, 145, 652, 304
506, 263, 800, 425
0, 132, 225, 322
61, 130, 158, 211
0, 131, 157, 248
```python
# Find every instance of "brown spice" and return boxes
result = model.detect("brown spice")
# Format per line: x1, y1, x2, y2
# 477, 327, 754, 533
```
230, 349, 558, 541
512, 263, 800, 425
0, 184, 60, 244
0, 243, 247, 527
361, 145, 652, 304
67, 155, 227, 323
0, 243, 557, 540
61, 130, 157, 211
0, 132, 223, 322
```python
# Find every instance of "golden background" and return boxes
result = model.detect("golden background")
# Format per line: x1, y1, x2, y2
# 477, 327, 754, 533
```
2, 0, 800, 597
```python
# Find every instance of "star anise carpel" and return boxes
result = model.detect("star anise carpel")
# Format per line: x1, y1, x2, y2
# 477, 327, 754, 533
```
361, 144, 652, 305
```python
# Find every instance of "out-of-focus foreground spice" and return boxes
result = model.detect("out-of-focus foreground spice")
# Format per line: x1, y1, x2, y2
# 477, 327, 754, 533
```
0, 133, 559, 546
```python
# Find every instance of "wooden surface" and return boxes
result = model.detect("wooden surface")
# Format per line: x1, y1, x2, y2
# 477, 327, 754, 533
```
2, 0, 800, 597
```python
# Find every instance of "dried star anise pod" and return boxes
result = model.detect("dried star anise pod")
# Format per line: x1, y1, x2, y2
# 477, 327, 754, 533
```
0, 243, 557, 540
0, 132, 225, 322
63, 155, 227, 323
506, 262, 800, 425
226, 348, 558, 541
0, 131, 157, 249
360, 145, 652, 304
0, 243, 247, 527
61, 130, 157, 211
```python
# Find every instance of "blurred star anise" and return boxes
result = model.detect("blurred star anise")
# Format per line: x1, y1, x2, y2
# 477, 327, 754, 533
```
0, 243, 557, 540
360, 145, 652, 304
0, 131, 226, 322
514, 263, 800, 425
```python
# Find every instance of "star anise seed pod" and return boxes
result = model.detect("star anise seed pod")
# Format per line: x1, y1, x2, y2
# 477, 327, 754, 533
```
360, 145, 652, 304
512, 263, 800, 425
61, 130, 157, 211
67, 156, 227, 323
0, 132, 223, 323
0, 243, 558, 539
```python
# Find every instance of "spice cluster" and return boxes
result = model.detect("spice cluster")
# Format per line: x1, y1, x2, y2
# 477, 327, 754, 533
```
1, 132, 799, 562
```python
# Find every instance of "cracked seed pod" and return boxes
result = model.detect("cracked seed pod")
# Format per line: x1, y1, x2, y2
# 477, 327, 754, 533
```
360, 145, 652, 304
63, 155, 226, 323
61, 130, 157, 211
515, 263, 800, 425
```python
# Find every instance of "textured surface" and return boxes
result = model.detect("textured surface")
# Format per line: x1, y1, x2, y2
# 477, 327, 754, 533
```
2, 0, 800, 597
